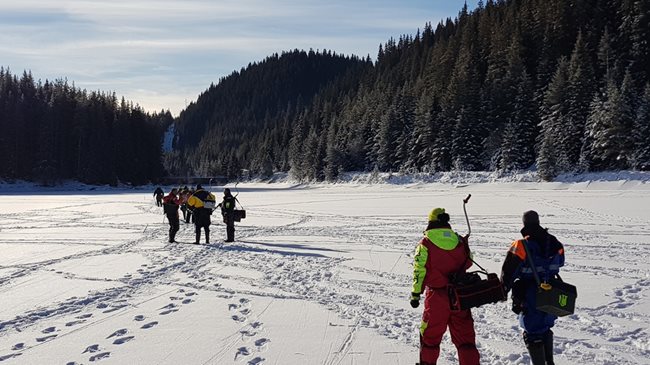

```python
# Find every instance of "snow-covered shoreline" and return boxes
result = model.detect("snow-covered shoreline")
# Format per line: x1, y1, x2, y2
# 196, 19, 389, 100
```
2, 170, 649, 194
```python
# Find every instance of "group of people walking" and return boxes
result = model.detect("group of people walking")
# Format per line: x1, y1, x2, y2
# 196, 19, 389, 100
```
411, 208, 565, 365
155, 185, 240, 244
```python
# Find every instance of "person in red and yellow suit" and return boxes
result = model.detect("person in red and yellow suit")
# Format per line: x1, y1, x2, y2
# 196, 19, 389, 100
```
411, 208, 480, 365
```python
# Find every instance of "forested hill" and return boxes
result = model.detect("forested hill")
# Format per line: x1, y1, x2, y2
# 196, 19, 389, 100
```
166, 50, 372, 178
169, 0, 650, 182
0, 69, 171, 185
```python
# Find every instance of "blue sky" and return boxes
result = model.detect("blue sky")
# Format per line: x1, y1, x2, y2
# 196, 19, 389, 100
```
1, 0, 478, 116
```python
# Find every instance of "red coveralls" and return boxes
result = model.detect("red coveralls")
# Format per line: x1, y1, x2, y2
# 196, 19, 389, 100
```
412, 228, 480, 365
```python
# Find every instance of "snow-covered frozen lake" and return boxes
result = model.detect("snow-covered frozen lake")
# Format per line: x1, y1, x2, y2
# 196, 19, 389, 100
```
0, 181, 649, 364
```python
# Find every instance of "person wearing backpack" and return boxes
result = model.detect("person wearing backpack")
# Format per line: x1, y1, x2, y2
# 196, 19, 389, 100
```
500, 210, 565, 365
410, 208, 480, 365
162, 188, 180, 243
217, 188, 237, 242
187, 184, 216, 244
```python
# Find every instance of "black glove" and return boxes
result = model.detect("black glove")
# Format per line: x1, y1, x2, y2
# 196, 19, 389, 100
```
410, 293, 420, 308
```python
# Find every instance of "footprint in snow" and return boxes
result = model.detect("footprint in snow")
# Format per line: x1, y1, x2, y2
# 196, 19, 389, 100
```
232, 315, 246, 322
235, 347, 251, 360
88, 352, 111, 362
96, 303, 109, 309
228, 304, 238, 311
36, 334, 57, 342
42, 327, 56, 334
66, 320, 86, 327
254, 338, 270, 348
103, 305, 127, 313
159, 303, 179, 315
112, 336, 135, 345
240, 308, 251, 315
141, 321, 158, 329
0, 354, 22, 361
185, 292, 197, 297
182, 298, 194, 305
248, 357, 265, 365
77, 313, 93, 319
250, 322, 263, 329
82, 344, 101, 354
106, 329, 128, 339
134, 315, 145, 322
11, 343, 24, 351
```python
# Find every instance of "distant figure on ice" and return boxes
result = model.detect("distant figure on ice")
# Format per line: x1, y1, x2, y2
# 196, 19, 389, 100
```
217, 188, 238, 242
411, 208, 480, 365
162, 188, 180, 243
500, 210, 565, 365
178, 186, 191, 222
187, 184, 216, 244
184, 186, 196, 224
153, 187, 164, 207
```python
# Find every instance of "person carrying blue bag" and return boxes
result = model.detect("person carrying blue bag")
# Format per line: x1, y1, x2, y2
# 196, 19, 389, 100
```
500, 210, 565, 365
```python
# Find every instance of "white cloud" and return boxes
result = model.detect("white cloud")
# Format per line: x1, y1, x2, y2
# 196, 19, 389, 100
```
0, 0, 472, 116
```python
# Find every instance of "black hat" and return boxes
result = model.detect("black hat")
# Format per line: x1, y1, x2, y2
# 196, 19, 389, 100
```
224, 188, 231, 196
196, 184, 203, 190
522, 210, 540, 227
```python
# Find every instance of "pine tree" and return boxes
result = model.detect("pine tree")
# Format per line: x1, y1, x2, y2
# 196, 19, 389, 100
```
537, 57, 569, 180
588, 72, 635, 170
632, 83, 650, 170
564, 32, 596, 171
499, 72, 537, 171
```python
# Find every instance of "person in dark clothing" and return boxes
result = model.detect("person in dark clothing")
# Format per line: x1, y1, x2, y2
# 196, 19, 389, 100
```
187, 184, 216, 244
501, 210, 565, 365
217, 188, 237, 242
185, 187, 195, 223
179, 186, 190, 221
153, 187, 164, 207
162, 188, 180, 243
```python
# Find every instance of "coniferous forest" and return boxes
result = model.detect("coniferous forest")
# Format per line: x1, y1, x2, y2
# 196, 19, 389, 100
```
0, 69, 171, 185
170, 0, 650, 181
3, 0, 650, 185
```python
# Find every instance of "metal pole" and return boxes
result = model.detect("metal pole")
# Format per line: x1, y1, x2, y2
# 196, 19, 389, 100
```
463, 194, 472, 237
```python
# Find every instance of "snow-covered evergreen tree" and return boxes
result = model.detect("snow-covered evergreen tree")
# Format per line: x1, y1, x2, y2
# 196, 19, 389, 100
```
564, 32, 595, 171
588, 71, 635, 170
537, 57, 569, 180
500, 73, 537, 171
632, 83, 650, 170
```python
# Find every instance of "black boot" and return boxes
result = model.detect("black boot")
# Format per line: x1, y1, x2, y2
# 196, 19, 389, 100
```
543, 330, 555, 365
527, 341, 546, 365
524, 332, 547, 365
195, 231, 201, 244
226, 225, 234, 242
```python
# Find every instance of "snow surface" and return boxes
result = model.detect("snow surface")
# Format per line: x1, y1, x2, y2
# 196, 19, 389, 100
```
0, 179, 649, 364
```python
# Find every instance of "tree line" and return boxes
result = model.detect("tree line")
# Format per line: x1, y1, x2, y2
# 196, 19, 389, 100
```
0, 68, 170, 185
2, 0, 649, 185
170, 0, 650, 181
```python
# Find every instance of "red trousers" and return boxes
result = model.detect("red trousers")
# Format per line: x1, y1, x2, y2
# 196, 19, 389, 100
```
419, 288, 480, 365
